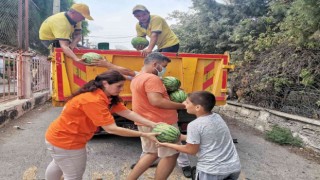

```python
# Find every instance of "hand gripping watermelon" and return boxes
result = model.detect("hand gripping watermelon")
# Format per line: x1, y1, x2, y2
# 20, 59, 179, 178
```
170, 89, 187, 103
131, 37, 149, 49
162, 76, 181, 92
152, 124, 181, 143
81, 52, 103, 63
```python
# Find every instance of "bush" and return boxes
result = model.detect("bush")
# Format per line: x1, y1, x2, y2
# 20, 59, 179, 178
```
265, 125, 303, 147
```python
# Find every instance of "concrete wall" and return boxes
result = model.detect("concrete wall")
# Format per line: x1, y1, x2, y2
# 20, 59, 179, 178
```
0, 91, 50, 128
214, 101, 320, 152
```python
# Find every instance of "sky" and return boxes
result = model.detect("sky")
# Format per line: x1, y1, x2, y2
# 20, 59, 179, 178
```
75, 0, 224, 50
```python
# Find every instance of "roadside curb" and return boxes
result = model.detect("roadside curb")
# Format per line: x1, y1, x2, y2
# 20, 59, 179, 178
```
0, 91, 50, 128
214, 101, 320, 152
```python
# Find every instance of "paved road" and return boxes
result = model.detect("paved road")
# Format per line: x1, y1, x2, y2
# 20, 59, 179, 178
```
0, 102, 319, 180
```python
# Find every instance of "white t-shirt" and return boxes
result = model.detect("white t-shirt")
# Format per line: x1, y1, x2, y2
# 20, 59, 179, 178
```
187, 113, 241, 175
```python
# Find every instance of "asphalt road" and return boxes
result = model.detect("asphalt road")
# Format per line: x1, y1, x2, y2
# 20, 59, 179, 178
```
0, 102, 319, 180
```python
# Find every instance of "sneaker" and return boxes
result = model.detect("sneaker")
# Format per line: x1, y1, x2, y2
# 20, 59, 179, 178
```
182, 166, 192, 178
191, 166, 197, 180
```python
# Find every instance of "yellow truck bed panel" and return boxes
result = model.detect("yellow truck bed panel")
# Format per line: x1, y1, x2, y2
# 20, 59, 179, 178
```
52, 49, 233, 107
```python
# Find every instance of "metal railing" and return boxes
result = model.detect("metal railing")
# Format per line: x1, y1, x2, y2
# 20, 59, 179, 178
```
0, 45, 51, 103
0, 51, 18, 102
31, 56, 50, 93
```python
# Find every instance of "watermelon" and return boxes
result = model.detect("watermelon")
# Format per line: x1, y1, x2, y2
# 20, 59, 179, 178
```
170, 89, 187, 103
162, 76, 181, 92
131, 37, 149, 49
82, 52, 103, 63
152, 124, 181, 143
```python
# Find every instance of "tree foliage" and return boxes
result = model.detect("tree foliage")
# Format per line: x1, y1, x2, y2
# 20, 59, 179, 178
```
170, 0, 319, 52
169, 0, 320, 118
281, 0, 320, 47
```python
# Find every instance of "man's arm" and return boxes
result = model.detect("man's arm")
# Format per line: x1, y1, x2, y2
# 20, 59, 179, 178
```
69, 30, 82, 49
59, 40, 82, 62
115, 109, 156, 128
142, 32, 158, 56
147, 92, 185, 109
157, 142, 200, 155
90, 59, 137, 77
180, 134, 187, 141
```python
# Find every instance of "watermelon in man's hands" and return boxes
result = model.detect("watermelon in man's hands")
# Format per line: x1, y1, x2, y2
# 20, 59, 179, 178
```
82, 52, 103, 64
162, 76, 181, 92
170, 89, 187, 103
131, 37, 149, 49
152, 124, 181, 143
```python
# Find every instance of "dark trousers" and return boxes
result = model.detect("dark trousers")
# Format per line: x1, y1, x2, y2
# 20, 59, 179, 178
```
158, 43, 179, 52
41, 40, 61, 48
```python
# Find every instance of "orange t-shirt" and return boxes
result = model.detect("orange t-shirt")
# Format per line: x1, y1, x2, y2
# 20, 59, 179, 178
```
130, 72, 178, 125
45, 89, 128, 149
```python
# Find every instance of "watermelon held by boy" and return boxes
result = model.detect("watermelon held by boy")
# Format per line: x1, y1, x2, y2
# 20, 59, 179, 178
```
162, 76, 181, 92
131, 37, 149, 49
152, 124, 181, 143
81, 52, 103, 64
170, 89, 187, 103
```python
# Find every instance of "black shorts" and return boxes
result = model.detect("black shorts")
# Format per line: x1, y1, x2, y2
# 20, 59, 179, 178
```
41, 40, 61, 48
158, 43, 179, 52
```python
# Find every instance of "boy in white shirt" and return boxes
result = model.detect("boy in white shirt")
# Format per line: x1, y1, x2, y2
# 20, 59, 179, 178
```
157, 91, 241, 180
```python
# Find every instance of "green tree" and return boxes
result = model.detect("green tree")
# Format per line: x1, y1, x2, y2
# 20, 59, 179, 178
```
169, 11, 202, 53
169, 0, 270, 53
169, 0, 320, 119
281, 0, 320, 47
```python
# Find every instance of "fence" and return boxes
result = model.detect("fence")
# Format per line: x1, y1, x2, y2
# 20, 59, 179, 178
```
0, 0, 51, 103
31, 56, 50, 93
0, 47, 17, 102
0, 45, 50, 103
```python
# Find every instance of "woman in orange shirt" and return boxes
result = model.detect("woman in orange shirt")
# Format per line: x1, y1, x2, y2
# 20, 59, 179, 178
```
45, 70, 158, 180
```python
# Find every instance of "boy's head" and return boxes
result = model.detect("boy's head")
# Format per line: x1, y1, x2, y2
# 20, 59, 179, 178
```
183, 91, 216, 114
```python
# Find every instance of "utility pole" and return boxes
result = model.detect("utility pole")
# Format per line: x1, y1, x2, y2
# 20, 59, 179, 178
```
23, 0, 32, 98
17, 0, 32, 99
53, 0, 60, 14
24, 0, 29, 50
17, 0, 23, 98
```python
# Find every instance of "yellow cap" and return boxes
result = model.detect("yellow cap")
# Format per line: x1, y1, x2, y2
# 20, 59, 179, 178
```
132, 5, 149, 14
71, 3, 93, 20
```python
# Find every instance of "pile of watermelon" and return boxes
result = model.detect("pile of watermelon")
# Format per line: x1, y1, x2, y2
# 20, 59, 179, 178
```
152, 123, 181, 143
162, 76, 188, 103
82, 52, 103, 63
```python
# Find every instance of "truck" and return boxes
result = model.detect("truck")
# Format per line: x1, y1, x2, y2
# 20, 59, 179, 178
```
51, 48, 234, 133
